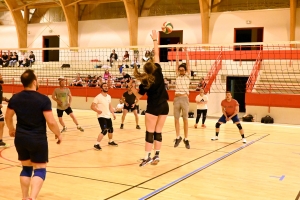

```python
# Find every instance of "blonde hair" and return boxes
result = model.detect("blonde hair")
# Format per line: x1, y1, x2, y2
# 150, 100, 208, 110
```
133, 61, 157, 89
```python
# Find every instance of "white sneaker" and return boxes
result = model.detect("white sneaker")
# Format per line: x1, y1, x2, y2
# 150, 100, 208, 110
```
211, 136, 218, 141
242, 138, 247, 143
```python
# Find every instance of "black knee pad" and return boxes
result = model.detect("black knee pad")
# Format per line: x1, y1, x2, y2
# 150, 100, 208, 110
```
154, 132, 162, 142
236, 123, 243, 130
215, 122, 221, 128
145, 131, 154, 143
101, 129, 108, 136
108, 127, 113, 133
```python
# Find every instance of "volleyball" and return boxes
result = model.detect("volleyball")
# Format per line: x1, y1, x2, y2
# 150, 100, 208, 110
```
162, 22, 173, 34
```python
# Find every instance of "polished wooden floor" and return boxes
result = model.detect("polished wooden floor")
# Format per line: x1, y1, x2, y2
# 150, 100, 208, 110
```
0, 107, 299, 200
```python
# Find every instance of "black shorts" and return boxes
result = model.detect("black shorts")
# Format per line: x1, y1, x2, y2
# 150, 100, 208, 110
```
97, 117, 113, 131
146, 101, 169, 116
123, 104, 137, 112
57, 107, 73, 117
15, 136, 48, 163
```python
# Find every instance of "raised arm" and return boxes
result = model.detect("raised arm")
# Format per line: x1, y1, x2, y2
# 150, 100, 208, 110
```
150, 30, 159, 63
175, 46, 179, 75
185, 47, 190, 74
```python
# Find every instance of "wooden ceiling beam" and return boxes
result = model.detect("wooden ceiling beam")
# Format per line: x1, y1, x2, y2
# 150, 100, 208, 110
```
199, 0, 210, 44
30, 8, 49, 23
290, 0, 297, 42
59, 0, 78, 47
140, 0, 160, 17
123, 0, 138, 46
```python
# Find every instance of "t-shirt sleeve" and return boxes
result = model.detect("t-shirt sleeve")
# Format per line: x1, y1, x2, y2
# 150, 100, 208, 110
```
42, 96, 52, 111
7, 95, 15, 110
92, 96, 98, 104
234, 100, 239, 106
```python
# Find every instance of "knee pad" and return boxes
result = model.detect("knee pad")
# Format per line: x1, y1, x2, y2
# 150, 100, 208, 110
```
101, 129, 108, 136
20, 166, 33, 177
108, 127, 113, 133
33, 168, 46, 180
236, 123, 243, 130
215, 122, 221, 128
145, 131, 154, 143
154, 132, 162, 142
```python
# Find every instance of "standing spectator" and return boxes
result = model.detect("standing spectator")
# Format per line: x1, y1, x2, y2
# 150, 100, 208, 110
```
0, 73, 9, 147
120, 86, 141, 129
52, 76, 84, 133
103, 69, 111, 80
29, 51, 35, 66
173, 46, 191, 149
91, 83, 118, 151
211, 91, 247, 143
128, 30, 169, 167
5, 69, 61, 200
194, 88, 208, 128
109, 49, 118, 66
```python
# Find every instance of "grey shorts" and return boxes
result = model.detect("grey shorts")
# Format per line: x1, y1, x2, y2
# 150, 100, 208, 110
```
173, 96, 189, 119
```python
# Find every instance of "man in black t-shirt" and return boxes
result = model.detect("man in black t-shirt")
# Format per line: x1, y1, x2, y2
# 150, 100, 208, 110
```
5, 69, 61, 199
120, 86, 140, 129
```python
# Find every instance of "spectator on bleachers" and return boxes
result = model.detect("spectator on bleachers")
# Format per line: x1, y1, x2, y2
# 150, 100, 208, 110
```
121, 72, 131, 86
9, 52, 18, 67
29, 51, 35, 66
18, 52, 30, 67
122, 51, 129, 62
196, 77, 205, 91
97, 76, 103, 87
164, 78, 169, 90
142, 50, 151, 62
107, 75, 115, 88
109, 49, 118, 66
103, 69, 111, 80
1, 52, 9, 67
88, 76, 98, 87
70, 73, 83, 87
84, 75, 92, 86
114, 98, 124, 113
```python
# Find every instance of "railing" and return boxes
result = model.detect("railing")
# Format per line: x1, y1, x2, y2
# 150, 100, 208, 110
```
246, 49, 262, 92
203, 51, 222, 94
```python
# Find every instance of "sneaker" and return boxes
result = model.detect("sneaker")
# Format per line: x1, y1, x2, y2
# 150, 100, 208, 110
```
174, 136, 182, 147
94, 144, 102, 151
201, 124, 206, 128
120, 124, 124, 129
194, 124, 197, 128
183, 139, 190, 149
151, 155, 160, 165
139, 157, 152, 167
136, 125, 141, 129
108, 141, 118, 146
0, 141, 6, 147
61, 127, 67, 133
211, 136, 218, 141
243, 138, 247, 143
77, 126, 84, 132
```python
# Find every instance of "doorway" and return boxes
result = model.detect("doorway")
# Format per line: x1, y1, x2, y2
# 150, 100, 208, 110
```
159, 30, 183, 62
43, 36, 60, 62
234, 27, 263, 51
226, 76, 248, 112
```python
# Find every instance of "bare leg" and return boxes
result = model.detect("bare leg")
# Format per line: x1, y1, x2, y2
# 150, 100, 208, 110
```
97, 133, 104, 142
121, 109, 128, 124
20, 160, 32, 199
69, 113, 79, 125
0, 121, 4, 140
174, 118, 180, 137
183, 119, 188, 138
58, 117, 65, 127
30, 163, 47, 199
133, 109, 139, 125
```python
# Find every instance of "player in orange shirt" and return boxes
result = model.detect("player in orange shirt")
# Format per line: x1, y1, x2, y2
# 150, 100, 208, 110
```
211, 91, 246, 143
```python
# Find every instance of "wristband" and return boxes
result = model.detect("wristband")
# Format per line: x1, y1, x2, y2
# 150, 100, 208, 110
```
153, 39, 157, 41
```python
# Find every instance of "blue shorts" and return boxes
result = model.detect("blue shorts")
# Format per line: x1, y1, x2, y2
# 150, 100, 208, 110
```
218, 114, 240, 123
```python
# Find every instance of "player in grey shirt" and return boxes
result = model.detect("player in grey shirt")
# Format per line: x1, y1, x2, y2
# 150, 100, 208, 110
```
52, 76, 84, 133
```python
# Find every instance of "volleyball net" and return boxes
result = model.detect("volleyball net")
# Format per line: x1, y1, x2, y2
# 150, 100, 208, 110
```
1, 41, 300, 94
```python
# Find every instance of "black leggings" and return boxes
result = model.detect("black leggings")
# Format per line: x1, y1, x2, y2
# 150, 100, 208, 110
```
195, 109, 207, 124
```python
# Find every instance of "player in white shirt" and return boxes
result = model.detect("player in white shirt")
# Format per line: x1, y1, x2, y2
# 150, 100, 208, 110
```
90, 83, 117, 150
194, 88, 208, 128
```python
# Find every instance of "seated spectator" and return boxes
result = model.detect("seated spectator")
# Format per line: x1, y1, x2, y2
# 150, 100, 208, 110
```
103, 69, 111, 80
164, 78, 169, 90
97, 76, 103, 87
9, 52, 18, 67
70, 73, 83, 87
18, 52, 30, 67
1, 52, 9, 67
196, 77, 205, 91
122, 51, 129, 62
108, 49, 118, 66
88, 76, 98, 87
107, 75, 115, 88
114, 99, 124, 113
142, 50, 151, 62
29, 51, 35, 66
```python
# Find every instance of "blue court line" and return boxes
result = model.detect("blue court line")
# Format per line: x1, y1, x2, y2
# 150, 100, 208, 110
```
139, 135, 268, 200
